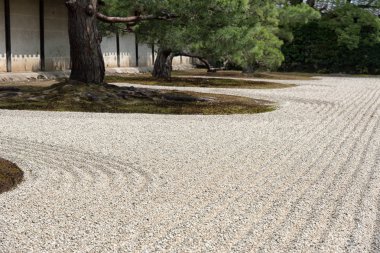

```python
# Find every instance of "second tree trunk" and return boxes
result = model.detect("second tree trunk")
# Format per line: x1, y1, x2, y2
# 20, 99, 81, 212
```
66, 0, 105, 84
152, 49, 174, 79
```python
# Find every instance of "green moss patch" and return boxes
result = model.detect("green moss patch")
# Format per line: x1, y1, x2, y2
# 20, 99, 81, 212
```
105, 75, 295, 89
0, 82, 276, 115
0, 158, 24, 194
172, 69, 316, 80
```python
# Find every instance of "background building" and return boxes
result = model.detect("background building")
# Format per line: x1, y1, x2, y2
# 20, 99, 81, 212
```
0, 0, 190, 73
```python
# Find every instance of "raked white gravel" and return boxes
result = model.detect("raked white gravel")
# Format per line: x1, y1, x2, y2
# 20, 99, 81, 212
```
0, 76, 379, 252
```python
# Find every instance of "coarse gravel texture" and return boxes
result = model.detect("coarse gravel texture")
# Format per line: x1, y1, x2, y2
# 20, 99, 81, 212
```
0, 76, 379, 252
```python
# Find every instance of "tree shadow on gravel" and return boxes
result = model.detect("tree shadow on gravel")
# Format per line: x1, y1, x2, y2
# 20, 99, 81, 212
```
0, 158, 24, 194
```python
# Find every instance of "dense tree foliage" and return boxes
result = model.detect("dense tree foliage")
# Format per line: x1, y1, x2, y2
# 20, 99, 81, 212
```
103, 0, 287, 78
278, 3, 321, 42
281, 3, 380, 74
67, 0, 380, 81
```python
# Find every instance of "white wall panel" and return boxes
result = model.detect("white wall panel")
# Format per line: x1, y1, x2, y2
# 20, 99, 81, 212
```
45, 0, 70, 71
101, 35, 118, 68
10, 0, 40, 72
137, 43, 153, 67
119, 33, 136, 67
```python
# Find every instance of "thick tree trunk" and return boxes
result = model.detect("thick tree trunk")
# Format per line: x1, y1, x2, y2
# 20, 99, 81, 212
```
243, 63, 259, 73
66, 0, 105, 84
152, 49, 174, 79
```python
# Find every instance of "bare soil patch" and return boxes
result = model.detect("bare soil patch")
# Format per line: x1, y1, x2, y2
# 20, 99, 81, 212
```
0, 79, 59, 88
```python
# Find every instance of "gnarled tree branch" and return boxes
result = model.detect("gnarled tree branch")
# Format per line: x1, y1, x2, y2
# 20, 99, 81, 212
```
96, 12, 177, 24
175, 52, 216, 72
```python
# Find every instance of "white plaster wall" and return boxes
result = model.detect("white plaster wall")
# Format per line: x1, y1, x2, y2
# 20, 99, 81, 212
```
172, 56, 192, 65
119, 33, 136, 67
172, 56, 182, 65
183, 56, 192, 64
101, 35, 118, 68
45, 0, 70, 71
138, 43, 153, 67
0, 0, 6, 72
10, 0, 40, 72
102, 33, 154, 68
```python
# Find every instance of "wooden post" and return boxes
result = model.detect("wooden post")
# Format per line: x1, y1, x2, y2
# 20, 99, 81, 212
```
116, 29, 120, 67
151, 43, 155, 65
39, 0, 45, 71
135, 34, 139, 67
4, 0, 11, 72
